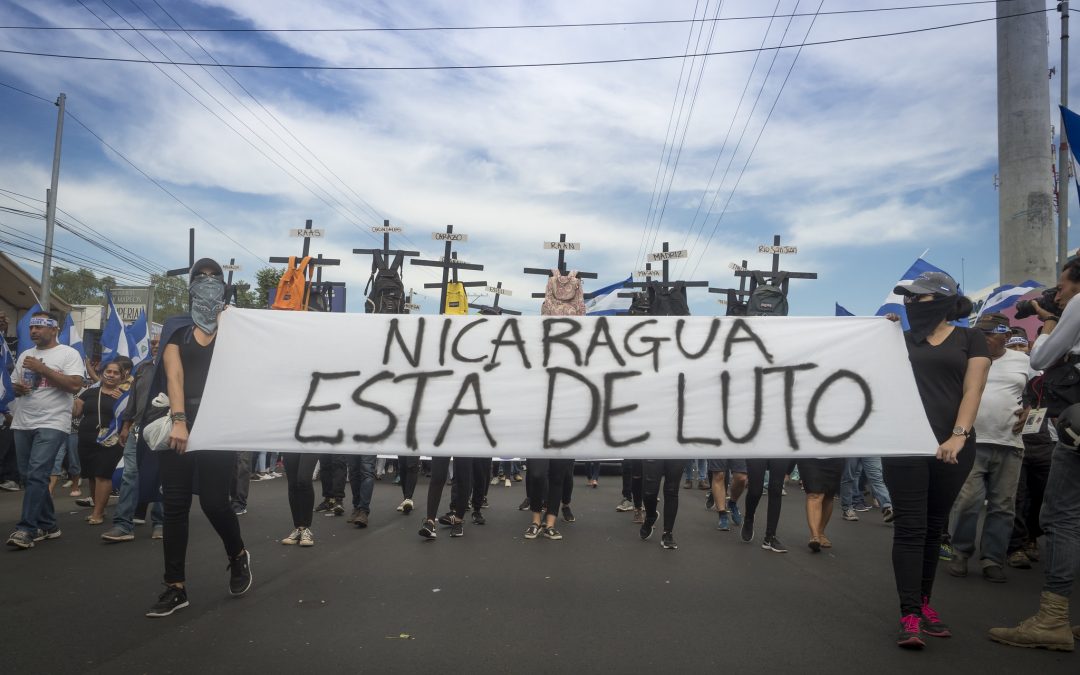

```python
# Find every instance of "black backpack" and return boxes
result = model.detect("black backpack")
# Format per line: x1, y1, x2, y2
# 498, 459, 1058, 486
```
649, 282, 690, 316
627, 287, 653, 315
747, 272, 788, 316
365, 255, 406, 314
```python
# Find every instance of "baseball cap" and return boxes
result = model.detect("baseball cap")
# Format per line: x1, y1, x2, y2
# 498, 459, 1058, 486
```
189, 258, 224, 281
974, 312, 1012, 334
1005, 335, 1029, 348
894, 271, 959, 297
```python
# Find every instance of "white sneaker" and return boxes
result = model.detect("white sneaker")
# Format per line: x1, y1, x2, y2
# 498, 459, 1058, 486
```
842, 508, 859, 522
281, 528, 302, 545
490, 475, 501, 485
298, 528, 314, 547
504, 478, 511, 488
396, 498, 414, 514
0, 480, 20, 491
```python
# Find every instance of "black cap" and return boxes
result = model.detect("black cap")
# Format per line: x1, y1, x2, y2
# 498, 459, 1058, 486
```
893, 271, 958, 297
190, 258, 224, 282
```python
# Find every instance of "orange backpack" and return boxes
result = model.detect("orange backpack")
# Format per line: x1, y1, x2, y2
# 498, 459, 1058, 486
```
271, 256, 313, 310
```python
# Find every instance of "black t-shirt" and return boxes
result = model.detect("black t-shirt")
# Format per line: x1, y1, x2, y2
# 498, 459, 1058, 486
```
77, 386, 117, 444
167, 326, 216, 423
905, 327, 990, 442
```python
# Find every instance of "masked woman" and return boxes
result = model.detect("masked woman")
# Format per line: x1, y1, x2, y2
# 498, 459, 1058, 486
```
883, 272, 988, 649
145, 259, 251, 618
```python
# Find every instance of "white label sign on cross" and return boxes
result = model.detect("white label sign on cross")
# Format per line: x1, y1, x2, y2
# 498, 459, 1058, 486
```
635, 270, 664, 278
487, 286, 512, 296
544, 241, 581, 251
758, 245, 798, 254
728, 262, 746, 271
647, 249, 688, 262
221, 264, 241, 272
404, 303, 421, 311
372, 226, 403, 233
289, 228, 324, 238
433, 232, 468, 242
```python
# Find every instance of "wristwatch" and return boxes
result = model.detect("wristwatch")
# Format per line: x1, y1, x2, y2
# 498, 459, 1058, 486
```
951, 426, 969, 438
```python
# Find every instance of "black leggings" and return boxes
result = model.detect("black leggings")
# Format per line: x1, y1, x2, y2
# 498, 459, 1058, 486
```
561, 460, 575, 504
398, 455, 419, 500
426, 457, 472, 521
283, 453, 317, 528
643, 459, 684, 533
450, 458, 489, 512
745, 459, 792, 538
526, 459, 570, 514
883, 447, 975, 616
319, 453, 346, 500
622, 459, 643, 508
160, 449, 245, 585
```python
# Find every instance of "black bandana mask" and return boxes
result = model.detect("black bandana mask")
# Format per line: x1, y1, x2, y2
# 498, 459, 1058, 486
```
905, 295, 956, 343
189, 276, 226, 334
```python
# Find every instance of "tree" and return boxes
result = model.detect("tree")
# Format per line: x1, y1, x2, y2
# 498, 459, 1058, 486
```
255, 267, 284, 307
232, 282, 260, 309
151, 273, 189, 321
49, 267, 116, 305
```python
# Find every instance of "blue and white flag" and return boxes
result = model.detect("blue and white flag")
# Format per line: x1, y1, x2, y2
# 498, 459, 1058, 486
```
58, 313, 87, 361
15, 303, 42, 356
835, 303, 854, 317
977, 280, 1043, 317
96, 388, 130, 446
585, 276, 633, 316
0, 339, 14, 412
875, 258, 953, 331
1060, 105, 1080, 207
127, 310, 150, 366
100, 290, 132, 367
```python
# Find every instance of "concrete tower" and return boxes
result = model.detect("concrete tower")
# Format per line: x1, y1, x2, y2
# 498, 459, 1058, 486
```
997, 0, 1055, 285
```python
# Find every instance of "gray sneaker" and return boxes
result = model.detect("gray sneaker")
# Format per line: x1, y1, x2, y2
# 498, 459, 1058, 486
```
101, 526, 135, 542
615, 499, 634, 512
0, 480, 20, 491
151, 525, 163, 539
6, 530, 34, 549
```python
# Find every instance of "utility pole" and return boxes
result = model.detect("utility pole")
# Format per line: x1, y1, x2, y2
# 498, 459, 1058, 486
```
39, 92, 66, 311
1060, 0, 1071, 271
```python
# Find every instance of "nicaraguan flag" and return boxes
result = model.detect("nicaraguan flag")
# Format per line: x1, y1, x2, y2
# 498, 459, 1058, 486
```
1060, 105, 1080, 207
100, 290, 132, 367
96, 388, 130, 446
585, 276, 633, 316
15, 303, 42, 355
0, 340, 14, 412
978, 280, 1043, 317
58, 313, 87, 361
127, 310, 150, 366
875, 258, 954, 331
835, 303, 854, 317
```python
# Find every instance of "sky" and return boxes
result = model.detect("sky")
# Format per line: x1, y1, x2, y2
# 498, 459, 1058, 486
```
0, 0, 1074, 317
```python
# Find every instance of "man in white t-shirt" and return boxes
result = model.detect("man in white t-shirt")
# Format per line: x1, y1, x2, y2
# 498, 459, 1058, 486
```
948, 313, 1032, 582
5, 311, 84, 550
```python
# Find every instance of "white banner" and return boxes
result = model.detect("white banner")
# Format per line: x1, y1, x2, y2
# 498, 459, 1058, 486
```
187, 311, 936, 459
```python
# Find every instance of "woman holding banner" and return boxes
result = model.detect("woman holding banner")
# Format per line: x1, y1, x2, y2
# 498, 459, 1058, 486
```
884, 271, 989, 649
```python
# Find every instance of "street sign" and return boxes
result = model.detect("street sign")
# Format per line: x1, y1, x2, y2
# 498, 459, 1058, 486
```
432, 232, 468, 242
372, 226, 402, 233
647, 249, 688, 262
544, 241, 581, 251
634, 269, 664, 278
486, 286, 512, 296
758, 245, 797, 254
108, 286, 154, 325
289, 228, 324, 238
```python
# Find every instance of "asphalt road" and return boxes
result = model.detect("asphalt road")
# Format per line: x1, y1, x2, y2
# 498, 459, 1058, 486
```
0, 469, 1075, 674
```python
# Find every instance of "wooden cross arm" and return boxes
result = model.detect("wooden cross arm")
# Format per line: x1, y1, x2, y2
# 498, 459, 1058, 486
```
166, 267, 191, 277
624, 280, 710, 289
522, 267, 599, 279
424, 280, 488, 289
411, 259, 485, 271
468, 303, 523, 316
353, 248, 421, 257
269, 256, 342, 266
709, 287, 751, 297
732, 270, 817, 280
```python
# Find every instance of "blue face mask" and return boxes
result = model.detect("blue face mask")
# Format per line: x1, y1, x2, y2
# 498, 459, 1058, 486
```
189, 276, 225, 333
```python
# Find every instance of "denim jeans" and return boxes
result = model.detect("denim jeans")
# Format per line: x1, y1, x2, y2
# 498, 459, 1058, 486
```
113, 430, 162, 533
1041, 443, 1080, 597
14, 427, 67, 533
683, 459, 707, 482
230, 451, 252, 510
348, 455, 376, 512
950, 443, 1023, 568
585, 461, 601, 481
50, 432, 80, 477
840, 457, 891, 510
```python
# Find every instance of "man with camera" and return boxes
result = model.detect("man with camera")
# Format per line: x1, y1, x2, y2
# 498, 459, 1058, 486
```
989, 261, 1080, 650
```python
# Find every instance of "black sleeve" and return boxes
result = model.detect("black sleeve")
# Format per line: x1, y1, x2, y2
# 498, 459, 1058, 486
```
79, 388, 93, 402
965, 328, 990, 359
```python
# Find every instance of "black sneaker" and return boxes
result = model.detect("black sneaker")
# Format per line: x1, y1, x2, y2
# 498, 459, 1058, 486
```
524, 523, 541, 539
640, 511, 658, 541
449, 518, 464, 537
761, 536, 788, 553
471, 511, 486, 526
740, 517, 754, 543
481, 496, 489, 509
705, 491, 714, 510
518, 498, 530, 511
561, 505, 575, 523
982, 565, 1007, 584
145, 585, 189, 618
227, 550, 253, 596
418, 519, 437, 539
661, 532, 678, 550
330, 500, 345, 517
314, 498, 333, 512
897, 614, 925, 649
438, 511, 455, 526
542, 525, 562, 540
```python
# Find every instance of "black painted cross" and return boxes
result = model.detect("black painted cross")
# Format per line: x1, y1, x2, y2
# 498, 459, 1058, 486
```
523, 233, 599, 300
732, 234, 817, 296
410, 225, 485, 315
708, 259, 751, 316
268, 219, 342, 310
621, 241, 710, 305
468, 281, 521, 315
165, 227, 197, 277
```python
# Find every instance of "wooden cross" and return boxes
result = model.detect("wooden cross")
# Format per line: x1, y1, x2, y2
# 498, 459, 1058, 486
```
469, 281, 522, 316
268, 219, 342, 309
410, 225, 485, 314
733, 234, 817, 296
352, 219, 420, 272
165, 228, 197, 277
622, 241, 710, 293
523, 233, 599, 299
708, 259, 752, 316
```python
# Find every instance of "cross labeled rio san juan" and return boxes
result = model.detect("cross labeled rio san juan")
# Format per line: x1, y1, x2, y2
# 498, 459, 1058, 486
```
188, 310, 938, 460
758, 245, 797, 254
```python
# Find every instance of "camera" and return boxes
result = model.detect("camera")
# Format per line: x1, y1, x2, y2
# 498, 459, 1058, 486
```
1014, 286, 1062, 319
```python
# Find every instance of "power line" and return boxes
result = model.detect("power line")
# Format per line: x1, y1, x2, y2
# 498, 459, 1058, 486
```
0, 1, 1019, 33
0, 224, 152, 285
